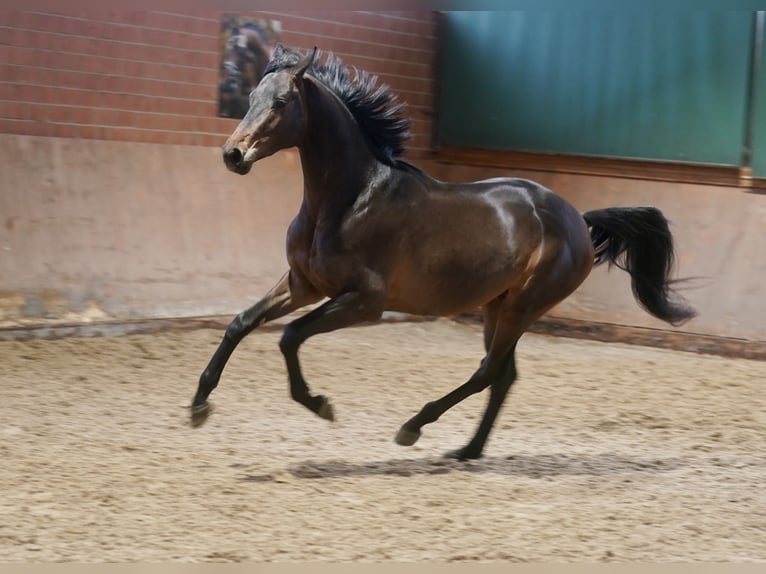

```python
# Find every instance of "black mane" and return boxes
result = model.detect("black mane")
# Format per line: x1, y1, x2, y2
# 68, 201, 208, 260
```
264, 46, 411, 165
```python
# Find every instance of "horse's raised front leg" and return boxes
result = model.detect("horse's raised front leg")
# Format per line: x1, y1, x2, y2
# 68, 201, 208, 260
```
278, 290, 385, 421
190, 270, 322, 427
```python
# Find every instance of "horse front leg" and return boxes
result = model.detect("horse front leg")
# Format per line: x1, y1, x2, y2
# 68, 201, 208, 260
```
277, 290, 385, 421
190, 270, 321, 427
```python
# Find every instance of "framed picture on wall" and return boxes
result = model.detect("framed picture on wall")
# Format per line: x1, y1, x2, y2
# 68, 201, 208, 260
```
218, 15, 282, 119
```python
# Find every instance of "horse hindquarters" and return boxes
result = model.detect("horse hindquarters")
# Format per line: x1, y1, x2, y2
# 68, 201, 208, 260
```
395, 205, 595, 459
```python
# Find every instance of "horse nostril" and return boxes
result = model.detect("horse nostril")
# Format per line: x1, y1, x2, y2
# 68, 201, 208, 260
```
224, 147, 243, 167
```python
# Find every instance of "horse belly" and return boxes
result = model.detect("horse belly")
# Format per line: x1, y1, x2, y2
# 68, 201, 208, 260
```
384, 234, 531, 316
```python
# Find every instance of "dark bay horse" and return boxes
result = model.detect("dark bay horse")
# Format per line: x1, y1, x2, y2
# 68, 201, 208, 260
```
191, 45, 696, 460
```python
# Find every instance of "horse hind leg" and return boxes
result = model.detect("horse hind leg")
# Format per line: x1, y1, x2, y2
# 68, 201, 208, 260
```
482, 294, 505, 354
394, 366, 493, 447
394, 281, 550, 458
444, 304, 529, 460
447, 238, 593, 459
394, 295, 505, 447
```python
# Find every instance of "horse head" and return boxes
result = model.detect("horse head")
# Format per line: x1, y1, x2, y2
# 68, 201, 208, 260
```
222, 45, 317, 174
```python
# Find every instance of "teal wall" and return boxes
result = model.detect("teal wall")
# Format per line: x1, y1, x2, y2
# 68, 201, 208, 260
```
752, 21, 766, 177
438, 12, 757, 167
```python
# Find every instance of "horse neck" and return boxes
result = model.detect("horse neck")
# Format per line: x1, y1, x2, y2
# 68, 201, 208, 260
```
297, 80, 383, 220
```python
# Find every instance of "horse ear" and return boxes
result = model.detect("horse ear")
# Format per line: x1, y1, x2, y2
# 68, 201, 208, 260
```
272, 42, 286, 59
294, 47, 317, 80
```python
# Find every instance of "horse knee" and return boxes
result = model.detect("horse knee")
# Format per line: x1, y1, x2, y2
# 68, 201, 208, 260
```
225, 313, 247, 340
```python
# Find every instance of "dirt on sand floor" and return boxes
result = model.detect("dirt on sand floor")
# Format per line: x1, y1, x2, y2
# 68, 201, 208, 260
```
1, 319, 764, 562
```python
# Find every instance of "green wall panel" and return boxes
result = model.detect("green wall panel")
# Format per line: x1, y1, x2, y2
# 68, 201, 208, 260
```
752, 16, 766, 177
438, 11, 752, 165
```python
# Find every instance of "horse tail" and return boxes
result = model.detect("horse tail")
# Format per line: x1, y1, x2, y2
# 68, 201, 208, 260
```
582, 206, 696, 326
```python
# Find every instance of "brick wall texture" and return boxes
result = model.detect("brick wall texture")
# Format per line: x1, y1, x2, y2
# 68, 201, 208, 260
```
0, 11, 437, 156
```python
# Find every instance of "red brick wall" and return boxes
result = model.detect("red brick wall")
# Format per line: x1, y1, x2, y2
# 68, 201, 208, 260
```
0, 11, 437, 156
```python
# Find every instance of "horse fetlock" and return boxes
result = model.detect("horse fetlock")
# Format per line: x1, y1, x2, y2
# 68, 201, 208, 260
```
199, 369, 219, 388
420, 401, 442, 424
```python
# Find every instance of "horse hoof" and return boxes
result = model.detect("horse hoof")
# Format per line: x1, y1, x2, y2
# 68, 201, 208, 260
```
444, 447, 482, 461
394, 427, 421, 447
190, 402, 213, 427
316, 397, 335, 422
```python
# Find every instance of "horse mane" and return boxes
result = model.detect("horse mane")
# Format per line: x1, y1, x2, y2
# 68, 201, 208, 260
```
264, 46, 411, 165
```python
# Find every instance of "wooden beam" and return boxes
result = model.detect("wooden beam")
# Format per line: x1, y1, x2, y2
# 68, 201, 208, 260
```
433, 146, 766, 191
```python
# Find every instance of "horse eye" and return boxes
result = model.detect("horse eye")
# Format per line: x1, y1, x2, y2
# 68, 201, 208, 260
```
273, 98, 288, 110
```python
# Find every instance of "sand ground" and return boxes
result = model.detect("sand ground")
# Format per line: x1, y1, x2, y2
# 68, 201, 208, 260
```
1, 319, 764, 562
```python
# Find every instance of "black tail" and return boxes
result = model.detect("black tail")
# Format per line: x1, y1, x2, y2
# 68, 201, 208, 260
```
583, 206, 696, 326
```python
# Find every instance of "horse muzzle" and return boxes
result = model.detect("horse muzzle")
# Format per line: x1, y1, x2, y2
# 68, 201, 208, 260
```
222, 146, 254, 175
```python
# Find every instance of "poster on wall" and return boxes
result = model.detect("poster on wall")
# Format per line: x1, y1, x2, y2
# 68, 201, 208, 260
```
218, 15, 282, 119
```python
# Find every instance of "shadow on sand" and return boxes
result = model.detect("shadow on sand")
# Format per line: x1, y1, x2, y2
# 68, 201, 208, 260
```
239, 453, 684, 482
